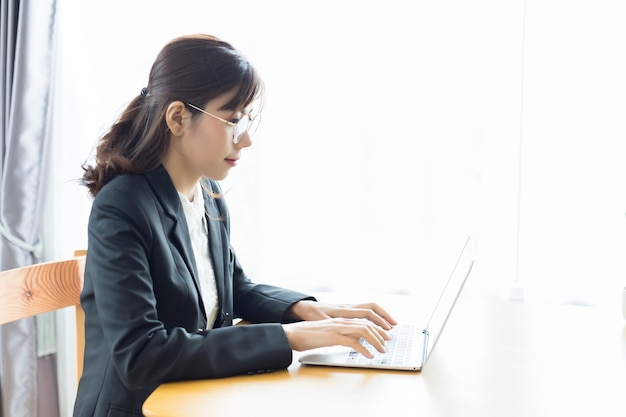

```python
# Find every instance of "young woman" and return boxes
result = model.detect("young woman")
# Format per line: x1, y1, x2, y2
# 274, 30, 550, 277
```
74, 34, 396, 417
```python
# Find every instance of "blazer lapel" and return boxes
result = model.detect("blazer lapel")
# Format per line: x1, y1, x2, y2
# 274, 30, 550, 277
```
144, 165, 201, 290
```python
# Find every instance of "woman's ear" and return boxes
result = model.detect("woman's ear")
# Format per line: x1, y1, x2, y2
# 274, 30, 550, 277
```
165, 101, 188, 136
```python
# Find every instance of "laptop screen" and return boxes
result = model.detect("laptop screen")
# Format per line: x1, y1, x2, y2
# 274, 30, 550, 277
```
423, 235, 474, 363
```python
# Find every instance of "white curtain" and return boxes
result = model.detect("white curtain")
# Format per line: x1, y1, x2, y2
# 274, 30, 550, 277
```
0, 1, 58, 416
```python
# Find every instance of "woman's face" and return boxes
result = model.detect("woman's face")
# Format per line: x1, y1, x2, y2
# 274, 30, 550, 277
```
171, 91, 253, 182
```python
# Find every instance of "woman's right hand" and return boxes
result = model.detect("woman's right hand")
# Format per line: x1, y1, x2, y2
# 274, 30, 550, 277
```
282, 318, 391, 359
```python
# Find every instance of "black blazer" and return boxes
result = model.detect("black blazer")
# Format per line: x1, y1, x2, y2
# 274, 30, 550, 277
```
73, 165, 313, 417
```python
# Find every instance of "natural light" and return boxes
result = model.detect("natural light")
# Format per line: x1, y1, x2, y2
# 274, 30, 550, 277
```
46, 1, 626, 416
48, 0, 626, 304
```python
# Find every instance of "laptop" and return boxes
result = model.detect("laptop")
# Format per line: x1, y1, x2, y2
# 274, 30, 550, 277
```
298, 235, 475, 372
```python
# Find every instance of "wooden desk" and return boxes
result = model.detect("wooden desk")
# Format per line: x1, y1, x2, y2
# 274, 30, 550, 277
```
143, 296, 626, 417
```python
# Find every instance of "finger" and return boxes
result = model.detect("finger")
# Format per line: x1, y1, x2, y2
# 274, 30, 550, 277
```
351, 303, 398, 326
363, 326, 389, 352
350, 339, 375, 359
336, 335, 376, 359
336, 306, 395, 330
337, 319, 388, 352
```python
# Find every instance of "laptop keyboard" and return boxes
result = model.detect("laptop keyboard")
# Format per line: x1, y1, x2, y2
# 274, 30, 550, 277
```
346, 324, 417, 366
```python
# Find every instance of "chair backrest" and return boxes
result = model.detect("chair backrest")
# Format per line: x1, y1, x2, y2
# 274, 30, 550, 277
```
0, 253, 86, 380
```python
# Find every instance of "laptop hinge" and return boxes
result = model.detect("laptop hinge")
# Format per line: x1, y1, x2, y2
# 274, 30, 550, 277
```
421, 329, 430, 366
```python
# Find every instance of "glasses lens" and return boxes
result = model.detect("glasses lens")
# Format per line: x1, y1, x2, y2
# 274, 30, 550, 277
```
248, 113, 261, 137
233, 115, 249, 144
233, 112, 261, 144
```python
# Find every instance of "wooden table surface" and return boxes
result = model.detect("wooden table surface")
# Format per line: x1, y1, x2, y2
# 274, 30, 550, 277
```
143, 295, 626, 417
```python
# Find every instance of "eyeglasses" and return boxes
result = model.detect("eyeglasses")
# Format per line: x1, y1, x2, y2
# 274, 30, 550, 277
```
185, 103, 260, 144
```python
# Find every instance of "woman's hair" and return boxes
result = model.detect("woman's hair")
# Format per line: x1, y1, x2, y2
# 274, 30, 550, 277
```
81, 34, 264, 197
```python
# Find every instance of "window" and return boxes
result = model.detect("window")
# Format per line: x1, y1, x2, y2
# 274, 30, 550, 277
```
49, 0, 626, 304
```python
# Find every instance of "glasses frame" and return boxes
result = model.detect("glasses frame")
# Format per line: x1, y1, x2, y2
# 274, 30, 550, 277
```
185, 102, 258, 144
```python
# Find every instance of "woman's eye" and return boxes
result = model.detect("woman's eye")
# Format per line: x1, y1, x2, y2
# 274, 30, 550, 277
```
229, 118, 241, 124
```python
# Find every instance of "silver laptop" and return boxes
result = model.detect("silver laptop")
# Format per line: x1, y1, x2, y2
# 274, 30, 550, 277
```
298, 235, 474, 372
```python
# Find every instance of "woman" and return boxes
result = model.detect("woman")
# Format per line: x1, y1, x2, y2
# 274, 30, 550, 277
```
74, 34, 396, 417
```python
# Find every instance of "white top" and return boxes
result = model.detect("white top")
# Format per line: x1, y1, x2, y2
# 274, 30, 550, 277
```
178, 183, 219, 329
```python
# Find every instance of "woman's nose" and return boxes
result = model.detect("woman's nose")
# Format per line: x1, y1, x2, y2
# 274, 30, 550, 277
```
235, 131, 252, 148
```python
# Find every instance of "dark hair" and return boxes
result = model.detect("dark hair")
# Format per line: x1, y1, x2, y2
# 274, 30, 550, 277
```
81, 34, 264, 197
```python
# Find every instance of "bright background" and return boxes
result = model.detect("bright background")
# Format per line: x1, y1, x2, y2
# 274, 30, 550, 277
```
47, 0, 626, 302
46, 1, 626, 415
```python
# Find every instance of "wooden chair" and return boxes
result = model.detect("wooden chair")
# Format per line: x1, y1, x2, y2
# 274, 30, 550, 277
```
0, 252, 86, 380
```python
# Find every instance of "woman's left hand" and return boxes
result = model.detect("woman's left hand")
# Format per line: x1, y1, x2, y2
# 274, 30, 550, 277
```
288, 300, 398, 330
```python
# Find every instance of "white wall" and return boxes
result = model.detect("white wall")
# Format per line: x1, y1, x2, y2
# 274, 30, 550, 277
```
517, 0, 626, 304
48, 0, 510, 295
45, 0, 626, 415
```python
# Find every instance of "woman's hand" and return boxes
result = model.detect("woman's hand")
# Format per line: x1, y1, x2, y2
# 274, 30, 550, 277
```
282, 318, 391, 359
287, 300, 398, 330
282, 300, 398, 358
